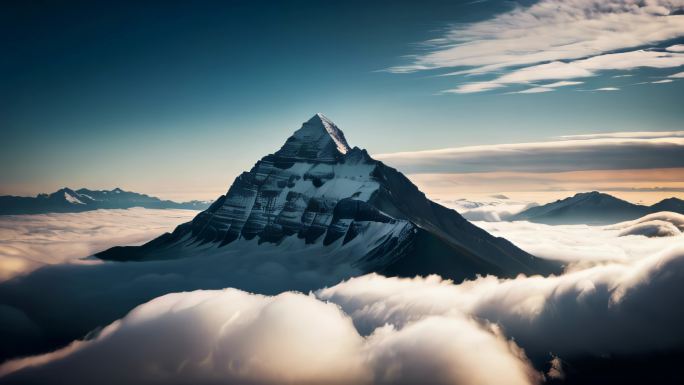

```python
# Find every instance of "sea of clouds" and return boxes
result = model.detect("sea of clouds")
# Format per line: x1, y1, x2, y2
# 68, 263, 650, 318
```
0, 208, 198, 282
437, 196, 536, 222
475, 212, 684, 265
0, 209, 683, 384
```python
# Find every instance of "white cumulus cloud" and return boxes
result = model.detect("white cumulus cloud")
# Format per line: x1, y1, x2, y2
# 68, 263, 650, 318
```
321, 244, 684, 359
0, 287, 538, 385
614, 211, 684, 237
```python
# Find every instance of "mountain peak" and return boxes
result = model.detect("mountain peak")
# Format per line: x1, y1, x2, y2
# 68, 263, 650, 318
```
513, 191, 652, 225
50, 187, 76, 197
571, 191, 602, 200
310, 113, 350, 154
571, 191, 624, 203
97, 112, 559, 284
274, 114, 351, 162
571, 191, 600, 198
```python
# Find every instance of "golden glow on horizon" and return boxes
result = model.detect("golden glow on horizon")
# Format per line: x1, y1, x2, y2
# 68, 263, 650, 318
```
408, 168, 684, 205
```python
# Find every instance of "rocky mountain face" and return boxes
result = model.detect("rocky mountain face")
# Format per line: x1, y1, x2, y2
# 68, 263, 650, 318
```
512, 191, 684, 225
98, 114, 558, 281
0, 187, 209, 215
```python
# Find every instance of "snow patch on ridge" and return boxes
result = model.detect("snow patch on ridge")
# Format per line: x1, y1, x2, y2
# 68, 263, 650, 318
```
317, 113, 350, 154
64, 192, 85, 205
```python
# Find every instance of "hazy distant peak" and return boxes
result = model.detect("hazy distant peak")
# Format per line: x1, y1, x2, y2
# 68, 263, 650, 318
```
0, 187, 210, 215
512, 191, 684, 225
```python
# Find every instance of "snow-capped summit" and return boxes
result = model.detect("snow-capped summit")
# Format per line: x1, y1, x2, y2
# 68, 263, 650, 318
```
275, 113, 351, 162
63, 190, 86, 205
315, 113, 350, 154
98, 114, 559, 281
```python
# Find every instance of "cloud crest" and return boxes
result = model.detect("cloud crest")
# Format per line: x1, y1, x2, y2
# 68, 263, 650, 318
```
0, 288, 537, 385
615, 212, 684, 237
321, 244, 684, 358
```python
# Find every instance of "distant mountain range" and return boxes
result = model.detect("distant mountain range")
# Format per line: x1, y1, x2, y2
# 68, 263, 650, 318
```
511, 191, 684, 225
0, 187, 210, 215
98, 113, 559, 281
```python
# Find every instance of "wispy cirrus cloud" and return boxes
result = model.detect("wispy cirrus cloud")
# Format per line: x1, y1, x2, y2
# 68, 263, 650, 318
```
447, 49, 684, 93
514, 87, 555, 94
559, 131, 684, 140
390, 0, 684, 93
508, 80, 584, 94
4, 236, 684, 384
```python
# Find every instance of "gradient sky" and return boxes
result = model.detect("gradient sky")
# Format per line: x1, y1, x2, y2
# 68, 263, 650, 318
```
2, 0, 683, 203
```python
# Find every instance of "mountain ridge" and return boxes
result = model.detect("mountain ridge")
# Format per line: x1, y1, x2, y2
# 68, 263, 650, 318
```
512, 191, 684, 225
0, 187, 210, 215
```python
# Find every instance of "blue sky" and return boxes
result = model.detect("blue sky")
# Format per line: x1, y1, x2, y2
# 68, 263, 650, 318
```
1, 0, 683, 202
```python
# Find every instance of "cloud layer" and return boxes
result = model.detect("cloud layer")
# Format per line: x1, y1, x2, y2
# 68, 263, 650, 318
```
0, 210, 371, 363
389, 0, 684, 93
375, 131, 684, 203
437, 197, 535, 222
0, 288, 537, 385
615, 211, 684, 237
475, 214, 684, 265
2, 238, 684, 384
376, 131, 684, 174
0, 208, 197, 281
1, 215, 679, 383
321, 244, 684, 359
1, 209, 684, 383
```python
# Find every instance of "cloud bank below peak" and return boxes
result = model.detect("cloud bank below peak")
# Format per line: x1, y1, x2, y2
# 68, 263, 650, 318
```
0, 285, 538, 385
2, 206, 684, 384
3, 239, 684, 384
0, 208, 198, 282
389, 0, 684, 93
